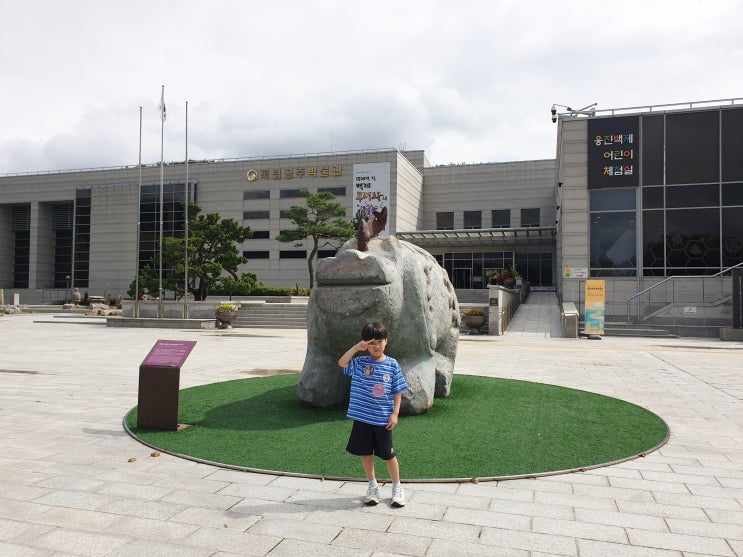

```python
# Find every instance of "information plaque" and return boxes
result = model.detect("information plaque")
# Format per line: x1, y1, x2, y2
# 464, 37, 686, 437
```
137, 340, 196, 430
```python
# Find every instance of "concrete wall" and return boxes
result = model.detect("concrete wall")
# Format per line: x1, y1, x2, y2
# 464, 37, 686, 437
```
420, 159, 555, 230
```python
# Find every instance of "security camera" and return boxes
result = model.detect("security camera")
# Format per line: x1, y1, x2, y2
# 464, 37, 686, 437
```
550, 105, 557, 123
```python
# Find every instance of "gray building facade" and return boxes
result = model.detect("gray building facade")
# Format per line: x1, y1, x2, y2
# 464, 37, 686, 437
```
1, 149, 556, 304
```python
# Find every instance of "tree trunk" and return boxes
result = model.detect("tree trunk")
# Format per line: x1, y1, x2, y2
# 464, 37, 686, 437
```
308, 239, 319, 289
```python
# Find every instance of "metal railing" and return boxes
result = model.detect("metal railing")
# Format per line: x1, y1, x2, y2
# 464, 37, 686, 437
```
626, 262, 743, 323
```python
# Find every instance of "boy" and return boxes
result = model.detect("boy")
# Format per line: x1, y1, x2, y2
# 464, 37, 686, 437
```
338, 322, 408, 507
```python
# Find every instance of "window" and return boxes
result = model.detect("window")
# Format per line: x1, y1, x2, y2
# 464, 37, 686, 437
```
243, 190, 270, 200
280, 250, 307, 259
74, 189, 91, 287
436, 212, 454, 230
11, 205, 30, 288
318, 187, 346, 196
666, 111, 719, 185
243, 210, 270, 220
317, 249, 338, 258
491, 209, 510, 228
243, 250, 270, 259
280, 189, 305, 198
250, 230, 270, 239
520, 208, 540, 227
463, 211, 481, 229
52, 203, 74, 288
590, 189, 636, 277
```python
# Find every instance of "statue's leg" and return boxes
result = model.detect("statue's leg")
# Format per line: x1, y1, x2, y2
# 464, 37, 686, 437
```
297, 352, 349, 408
399, 357, 435, 415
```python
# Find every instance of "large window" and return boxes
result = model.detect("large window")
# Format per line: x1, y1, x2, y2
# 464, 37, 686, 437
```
637, 107, 743, 276
11, 205, 30, 288
590, 189, 636, 277
74, 189, 91, 287
437, 251, 553, 288
592, 107, 743, 277
52, 202, 74, 288
138, 182, 195, 276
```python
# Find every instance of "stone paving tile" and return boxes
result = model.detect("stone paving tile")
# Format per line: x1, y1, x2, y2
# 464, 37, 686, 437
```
160, 488, 244, 510
426, 538, 529, 556
28, 507, 120, 532
614, 499, 709, 521
267, 538, 372, 557
97, 498, 187, 520
406, 487, 491, 510
303, 507, 394, 532
106, 540, 214, 557
532, 516, 628, 544
651, 491, 743, 511
181, 526, 282, 556
0, 500, 55, 522
577, 539, 682, 556
30, 489, 114, 511
626, 528, 736, 555
533, 490, 619, 512
169, 506, 262, 531
0, 541, 54, 556
95, 480, 175, 500
387, 515, 481, 543
574, 507, 669, 531
247, 516, 342, 544
488, 497, 576, 520
443, 506, 531, 530
101, 515, 202, 544
332, 527, 431, 556
0, 482, 52, 503
666, 516, 743, 540
25, 528, 132, 556
479, 526, 578, 555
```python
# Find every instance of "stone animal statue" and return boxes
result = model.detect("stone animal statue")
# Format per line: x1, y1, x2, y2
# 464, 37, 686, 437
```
297, 233, 460, 415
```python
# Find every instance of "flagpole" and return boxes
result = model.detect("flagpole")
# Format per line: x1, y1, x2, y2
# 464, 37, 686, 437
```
183, 100, 189, 319
158, 84, 165, 319
134, 106, 142, 318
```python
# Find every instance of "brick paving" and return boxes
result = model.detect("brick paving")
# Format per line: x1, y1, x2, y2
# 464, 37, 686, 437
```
0, 292, 741, 556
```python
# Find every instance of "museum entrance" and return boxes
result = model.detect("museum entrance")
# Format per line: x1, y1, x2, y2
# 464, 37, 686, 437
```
437, 251, 553, 289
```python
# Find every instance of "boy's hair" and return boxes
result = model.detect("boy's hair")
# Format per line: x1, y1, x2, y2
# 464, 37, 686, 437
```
361, 322, 388, 341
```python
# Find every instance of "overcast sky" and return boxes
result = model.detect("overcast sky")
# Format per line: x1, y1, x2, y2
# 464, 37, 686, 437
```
1, 0, 741, 174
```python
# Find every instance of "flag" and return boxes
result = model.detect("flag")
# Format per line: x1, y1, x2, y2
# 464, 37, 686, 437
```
159, 87, 166, 122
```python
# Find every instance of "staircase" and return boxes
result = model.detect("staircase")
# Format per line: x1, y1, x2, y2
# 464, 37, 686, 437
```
602, 322, 678, 338
234, 302, 308, 329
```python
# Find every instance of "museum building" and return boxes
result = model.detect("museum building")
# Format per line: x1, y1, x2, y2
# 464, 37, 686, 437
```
1, 97, 741, 330
0, 149, 556, 304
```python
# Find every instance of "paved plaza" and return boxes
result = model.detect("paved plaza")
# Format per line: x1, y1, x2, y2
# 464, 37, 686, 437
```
1, 291, 742, 556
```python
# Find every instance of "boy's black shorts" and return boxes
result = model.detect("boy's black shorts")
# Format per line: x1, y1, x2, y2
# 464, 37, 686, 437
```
346, 420, 396, 460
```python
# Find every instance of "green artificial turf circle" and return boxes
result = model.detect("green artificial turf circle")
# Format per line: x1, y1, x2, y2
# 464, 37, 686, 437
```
125, 374, 669, 482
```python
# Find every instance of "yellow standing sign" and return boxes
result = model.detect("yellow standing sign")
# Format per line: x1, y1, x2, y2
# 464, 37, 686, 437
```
584, 280, 606, 335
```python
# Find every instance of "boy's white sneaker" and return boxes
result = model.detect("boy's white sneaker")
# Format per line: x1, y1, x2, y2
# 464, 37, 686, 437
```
364, 484, 381, 505
391, 484, 406, 507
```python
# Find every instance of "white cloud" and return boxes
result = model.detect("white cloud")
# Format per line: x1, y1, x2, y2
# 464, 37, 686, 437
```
0, 0, 741, 174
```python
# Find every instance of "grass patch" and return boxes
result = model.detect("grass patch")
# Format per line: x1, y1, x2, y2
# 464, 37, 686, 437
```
126, 374, 668, 480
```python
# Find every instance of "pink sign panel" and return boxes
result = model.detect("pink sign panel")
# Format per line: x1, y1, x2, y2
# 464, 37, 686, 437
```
142, 340, 197, 368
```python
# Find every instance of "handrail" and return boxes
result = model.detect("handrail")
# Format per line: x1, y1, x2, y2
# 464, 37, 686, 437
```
626, 262, 743, 323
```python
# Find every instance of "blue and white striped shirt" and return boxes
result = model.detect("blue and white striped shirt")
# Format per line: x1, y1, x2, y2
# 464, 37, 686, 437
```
344, 355, 408, 426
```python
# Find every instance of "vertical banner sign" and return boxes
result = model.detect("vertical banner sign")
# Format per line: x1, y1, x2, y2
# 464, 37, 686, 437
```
584, 280, 606, 335
353, 162, 391, 236
587, 116, 640, 189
